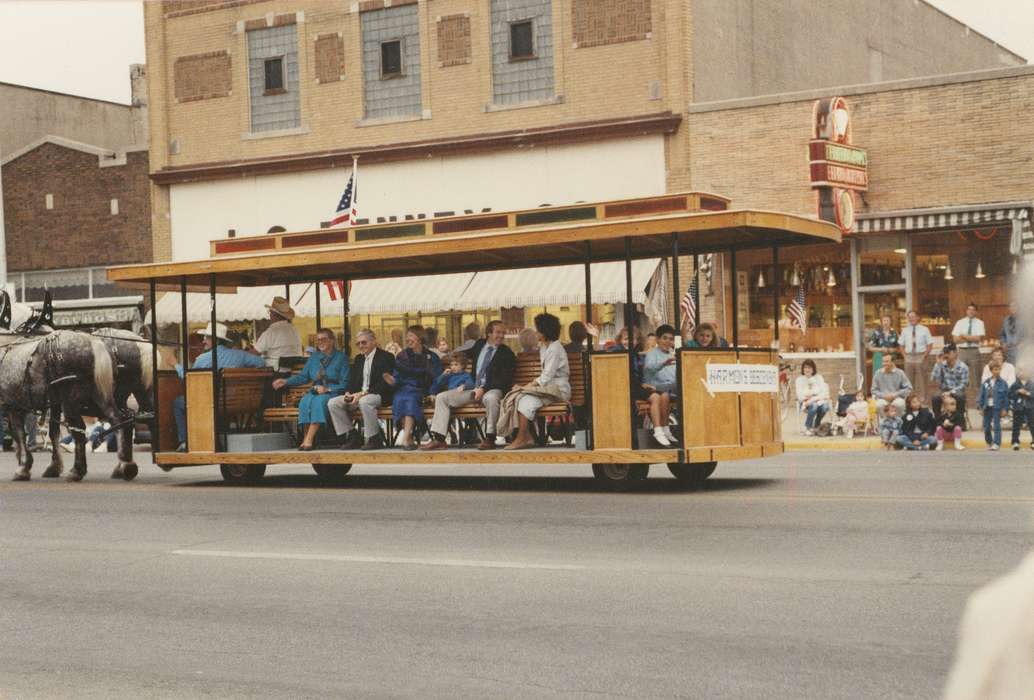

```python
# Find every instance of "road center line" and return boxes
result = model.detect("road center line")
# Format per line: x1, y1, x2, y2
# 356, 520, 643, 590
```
170, 549, 587, 571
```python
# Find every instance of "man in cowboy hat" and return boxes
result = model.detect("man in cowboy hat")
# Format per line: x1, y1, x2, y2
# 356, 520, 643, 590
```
250, 296, 303, 366
172, 322, 266, 451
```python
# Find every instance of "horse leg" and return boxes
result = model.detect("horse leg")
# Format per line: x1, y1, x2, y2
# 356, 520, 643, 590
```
110, 395, 138, 481
42, 404, 64, 478
10, 410, 33, 481
64, 412, 88, 482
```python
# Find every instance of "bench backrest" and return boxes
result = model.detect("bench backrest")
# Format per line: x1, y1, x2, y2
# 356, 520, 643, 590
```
220, 367, 273, 416
514, 352, 586, 407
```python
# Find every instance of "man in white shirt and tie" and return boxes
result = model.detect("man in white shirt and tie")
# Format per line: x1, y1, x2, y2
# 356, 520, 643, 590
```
952, 303, 986, 405
899, 309, 933, 401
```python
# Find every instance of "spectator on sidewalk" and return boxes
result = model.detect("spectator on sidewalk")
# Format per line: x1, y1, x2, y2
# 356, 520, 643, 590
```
999, 301, 1024, 365
899, 310, 933, 400
977, 362, 1010, 451
931, 344, 970, 416
952, 303, 986, 384
879, 404, 903, 449
980, 347, 1017, 387
795, 359, 830, 436
868, 314, 899, 373
935, 393, 966, 451
872, 354, 912, 415
1008, 368, 1034, 451
834, 390, 870, 438
897, 394, 937, 450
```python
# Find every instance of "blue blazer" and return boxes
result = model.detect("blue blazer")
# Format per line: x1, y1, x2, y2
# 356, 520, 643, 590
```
977, 377, 1009, 411
285, 350, 349, 394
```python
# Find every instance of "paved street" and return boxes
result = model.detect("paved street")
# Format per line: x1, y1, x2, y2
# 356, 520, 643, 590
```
1, 449, 1032, 699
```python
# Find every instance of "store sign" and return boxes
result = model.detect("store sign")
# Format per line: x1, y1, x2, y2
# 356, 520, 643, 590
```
810, 96, 868, 233
704, 363, 779, 394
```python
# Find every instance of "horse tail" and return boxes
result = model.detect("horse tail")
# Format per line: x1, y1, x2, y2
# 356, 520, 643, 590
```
90, 337, 117, 414
137, 341, 154, 391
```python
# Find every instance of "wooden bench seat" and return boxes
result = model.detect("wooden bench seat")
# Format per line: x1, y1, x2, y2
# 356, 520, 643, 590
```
220, 367, 274, 431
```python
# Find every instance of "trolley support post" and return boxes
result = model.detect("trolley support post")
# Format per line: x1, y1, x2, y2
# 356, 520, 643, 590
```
315, 282, 322, 329
342, 278, 350, 353
284, 284, 290, 304
209, 273, 220, 453
730, 249, 739, 348
149, 278, 160, 455
179, 277, 188, 450
671, 234, 685, 460
583, 239, 593, 450
692, 254, 700, 331
772, 245, 780, 347
623, 237, 638, 449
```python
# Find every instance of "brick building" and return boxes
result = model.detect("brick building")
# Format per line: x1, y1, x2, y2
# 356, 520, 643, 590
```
0, 71, 152, 329
141, 0, 1029, 372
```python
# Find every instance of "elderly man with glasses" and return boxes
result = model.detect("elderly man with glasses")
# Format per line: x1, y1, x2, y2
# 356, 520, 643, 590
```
327, 329, 396, 450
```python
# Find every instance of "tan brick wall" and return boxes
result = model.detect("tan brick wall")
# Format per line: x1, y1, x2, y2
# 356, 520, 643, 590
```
173, 50, 233, 102
572, 0, 652, 48
687, 71, 1034, 217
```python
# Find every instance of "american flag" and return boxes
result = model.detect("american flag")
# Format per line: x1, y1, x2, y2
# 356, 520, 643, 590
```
788, 286, 807, 333
330, 157, 359, 227
324, 280, 351, 301
680, 275, 698, 335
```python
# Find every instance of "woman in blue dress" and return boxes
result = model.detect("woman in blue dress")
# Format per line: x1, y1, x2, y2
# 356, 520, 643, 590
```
384, 325, 442, 450
271, 328, 349, 451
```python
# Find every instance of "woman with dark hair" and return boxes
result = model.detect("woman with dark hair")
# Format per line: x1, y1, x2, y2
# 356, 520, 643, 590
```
897, 393, 938, 450
383, 325, 442, 450
496, 313, 571, 449
794, 358, 830, 435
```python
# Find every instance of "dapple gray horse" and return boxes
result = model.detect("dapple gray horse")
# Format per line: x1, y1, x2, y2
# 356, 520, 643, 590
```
91, 328, 154, 480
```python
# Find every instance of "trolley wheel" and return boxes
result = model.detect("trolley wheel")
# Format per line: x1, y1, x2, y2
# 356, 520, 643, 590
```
667, 462, 717, 487
592, 463, 649, 487
312, 463, 352, 483
219, 463, 266, 484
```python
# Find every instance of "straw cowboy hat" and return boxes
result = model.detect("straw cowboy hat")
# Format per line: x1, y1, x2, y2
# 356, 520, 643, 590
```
199, 322, 231, 343
266, 296, 296, 320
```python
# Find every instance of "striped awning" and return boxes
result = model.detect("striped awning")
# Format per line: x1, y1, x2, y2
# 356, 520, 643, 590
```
856, 203, 1032, 256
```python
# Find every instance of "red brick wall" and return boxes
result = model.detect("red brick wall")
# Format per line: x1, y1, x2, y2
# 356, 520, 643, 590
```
2, 143, 153, 272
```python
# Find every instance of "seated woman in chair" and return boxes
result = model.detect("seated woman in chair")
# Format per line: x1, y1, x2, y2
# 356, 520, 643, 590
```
272, 328, 348, 451
497, 313, 571, 450
384, 325, 442, 450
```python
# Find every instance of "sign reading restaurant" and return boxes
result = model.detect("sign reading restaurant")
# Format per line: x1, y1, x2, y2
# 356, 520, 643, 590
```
809, 97, 869, 233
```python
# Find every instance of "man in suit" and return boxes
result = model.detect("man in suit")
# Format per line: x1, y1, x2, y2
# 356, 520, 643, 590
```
422, 320, 516, 451
328, 329, 395, 450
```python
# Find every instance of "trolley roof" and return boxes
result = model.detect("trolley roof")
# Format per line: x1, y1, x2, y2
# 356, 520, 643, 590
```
108, 193, 841, 291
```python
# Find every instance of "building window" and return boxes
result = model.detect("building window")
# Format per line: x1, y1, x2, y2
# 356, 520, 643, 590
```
110, 198, 119, 216
45, 193, 54, 210
436, 14, 472, 67
509, 20, 535, 60
247, 24, 300, 132
361, 4, 422, 119
491, 0, 554, 105
571, 0, 652, 48
380, 40, 403, 78
263, 56, 285, 93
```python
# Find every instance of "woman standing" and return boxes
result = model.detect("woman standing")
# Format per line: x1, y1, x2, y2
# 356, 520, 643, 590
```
384, 325, 442, 450
498, 313, 571, 450
795, 359, 830, 435
868, 314, 898, 373
272, 328, 348, 451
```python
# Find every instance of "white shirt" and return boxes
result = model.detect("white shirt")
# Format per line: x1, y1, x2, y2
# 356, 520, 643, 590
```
899, 323, 933, 354
361, 349, 376, 392
981, 361, 1017, 387
952, 317, 986, 348
253, 320, 303, 361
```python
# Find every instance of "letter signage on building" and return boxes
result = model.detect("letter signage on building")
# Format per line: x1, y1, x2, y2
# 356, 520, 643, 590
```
810, 97, 868, 233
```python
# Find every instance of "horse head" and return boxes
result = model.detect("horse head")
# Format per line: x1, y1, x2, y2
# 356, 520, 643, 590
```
14, 290, 55, 336
0, 291, 11, 330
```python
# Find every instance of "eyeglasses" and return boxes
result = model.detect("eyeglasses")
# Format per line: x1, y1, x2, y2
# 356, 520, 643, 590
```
316, 336, 333, 343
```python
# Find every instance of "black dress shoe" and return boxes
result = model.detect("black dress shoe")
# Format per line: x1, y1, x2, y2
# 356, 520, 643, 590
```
361, 434, 385, 451
340, 431, 362, 450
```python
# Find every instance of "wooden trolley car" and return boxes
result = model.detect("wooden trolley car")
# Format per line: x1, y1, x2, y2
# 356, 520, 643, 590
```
108, 192, 840, 486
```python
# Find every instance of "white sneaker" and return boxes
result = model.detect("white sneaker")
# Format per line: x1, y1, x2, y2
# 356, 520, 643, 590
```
662, 426, 678, 444
988, 444, 999, 451
652, 427, 671, 447
804, 429, 814, 436
936, 440, 944, 451
993, 444, 1000, 451
955, 439, 965, 450
60, 441, 75, 453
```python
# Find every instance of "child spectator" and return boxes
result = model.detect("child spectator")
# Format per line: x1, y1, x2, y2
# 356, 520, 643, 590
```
430, 352, 475, 396
1008, 368, 1034, 451
977, 361, 1010, 451
879, 404, 902, 449
835, 391, 869, 438
897, 394, 937, 450
935, 393, 966, 451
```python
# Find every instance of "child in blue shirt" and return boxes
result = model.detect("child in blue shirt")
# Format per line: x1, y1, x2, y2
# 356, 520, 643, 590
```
977, 362, 1010, 450
430, 352, 475, 396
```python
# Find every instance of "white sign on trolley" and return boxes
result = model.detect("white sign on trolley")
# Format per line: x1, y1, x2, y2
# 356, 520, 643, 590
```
703, 363, 779, 395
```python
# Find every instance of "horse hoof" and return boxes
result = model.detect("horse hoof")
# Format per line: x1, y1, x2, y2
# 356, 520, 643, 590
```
110, 465, 123, 479
42, 465, 63, 478
12, 470, 30, 482
120, 463, 139, 481
65, 471, 84, 483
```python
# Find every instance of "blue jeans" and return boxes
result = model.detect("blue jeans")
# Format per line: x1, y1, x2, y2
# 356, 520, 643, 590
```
897, 434, 937, 450
983, 408, 1002, 446
174, 395, 186, 444
804, 402, 828, 429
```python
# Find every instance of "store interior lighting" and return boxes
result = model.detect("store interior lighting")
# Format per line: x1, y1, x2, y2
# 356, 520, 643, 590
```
975, 261, 986, 279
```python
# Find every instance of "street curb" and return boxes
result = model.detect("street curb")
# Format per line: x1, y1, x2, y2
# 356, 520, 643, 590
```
785, 438, 1034, 452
